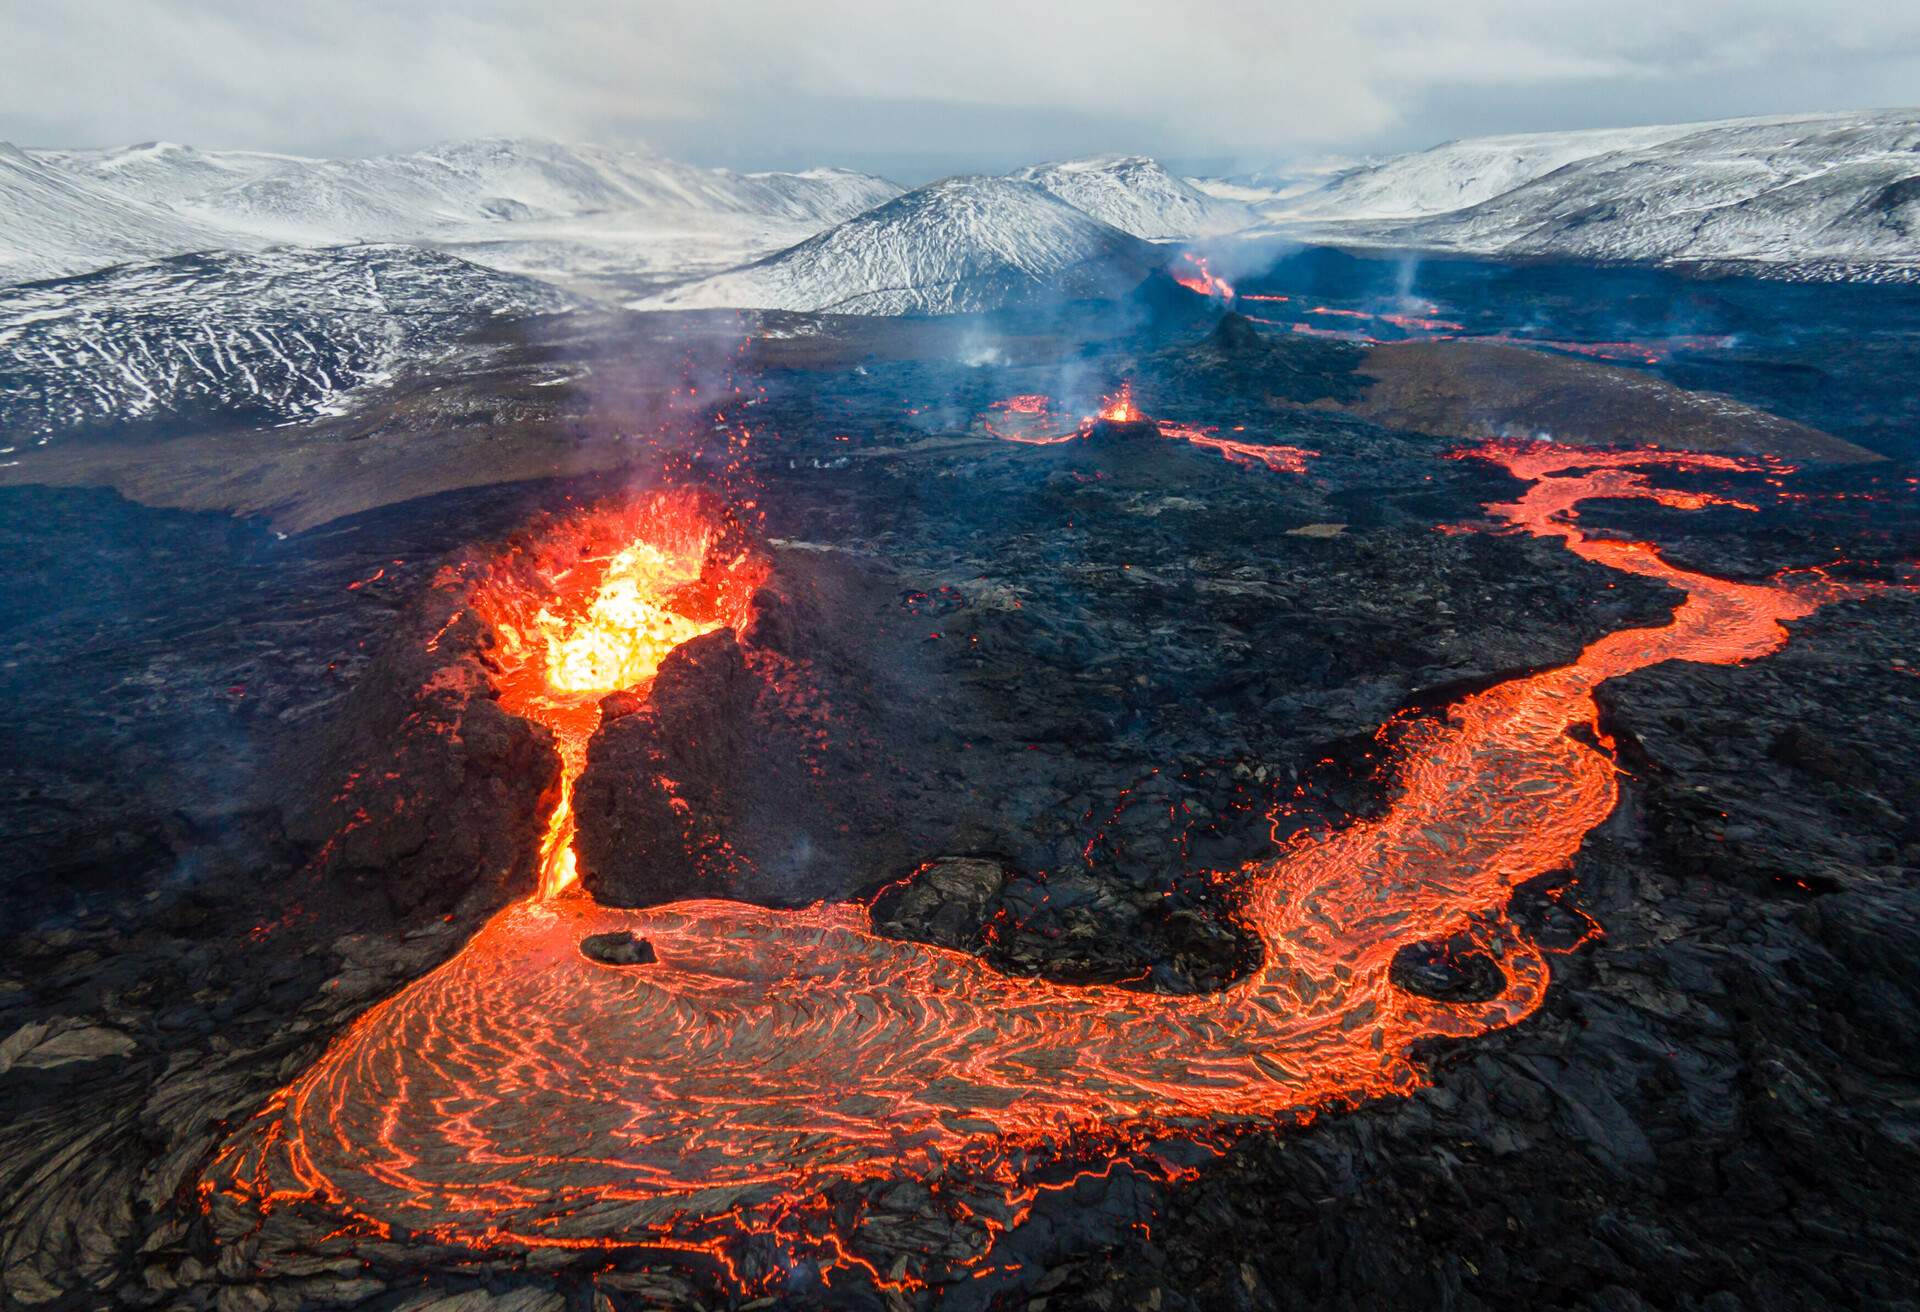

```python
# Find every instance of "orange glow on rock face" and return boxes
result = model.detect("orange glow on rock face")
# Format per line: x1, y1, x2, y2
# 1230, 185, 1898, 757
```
215, 442, 1876, 1290
471, 490, 765, 898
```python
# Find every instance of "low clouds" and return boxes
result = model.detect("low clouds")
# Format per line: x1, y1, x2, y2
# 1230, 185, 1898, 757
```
4, 0, 1918, 173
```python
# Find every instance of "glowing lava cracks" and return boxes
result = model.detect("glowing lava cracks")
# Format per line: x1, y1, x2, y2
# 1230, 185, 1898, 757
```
985, 385, 1319, 475
215, 444, 1872, 1287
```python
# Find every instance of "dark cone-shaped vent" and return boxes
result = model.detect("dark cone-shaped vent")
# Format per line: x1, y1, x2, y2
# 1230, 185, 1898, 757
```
1081, 417, 1163, 446
1211, 311, 1265, 354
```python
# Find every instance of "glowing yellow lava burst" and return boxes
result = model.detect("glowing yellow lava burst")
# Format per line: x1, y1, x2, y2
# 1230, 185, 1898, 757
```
537, 541, 720, 695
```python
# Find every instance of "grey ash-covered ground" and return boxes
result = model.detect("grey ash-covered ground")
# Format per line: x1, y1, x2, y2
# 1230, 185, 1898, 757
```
0, 288, 1916, 1311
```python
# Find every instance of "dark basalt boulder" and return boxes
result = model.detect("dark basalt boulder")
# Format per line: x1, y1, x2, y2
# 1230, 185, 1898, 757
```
869, 857, 1008, 950
580, 930, 656, 965
1210, 310, 1265, 354
1389, 936, 1507, 1002
1080, 416, 1163, 448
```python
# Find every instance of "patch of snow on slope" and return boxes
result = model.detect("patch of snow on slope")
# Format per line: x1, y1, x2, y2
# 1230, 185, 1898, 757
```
0, 144, 234, 286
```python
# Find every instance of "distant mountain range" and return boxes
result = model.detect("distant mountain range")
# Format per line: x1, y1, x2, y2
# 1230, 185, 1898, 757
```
1240, 110, 1920, 277
0, 138, 903, 291
650, 114, 1920, 314
8, 115, 1915, 310
3, 116, 1916, 450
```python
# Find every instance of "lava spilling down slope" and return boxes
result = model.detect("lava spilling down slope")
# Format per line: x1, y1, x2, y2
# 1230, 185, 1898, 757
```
210, 441, 1881, 1292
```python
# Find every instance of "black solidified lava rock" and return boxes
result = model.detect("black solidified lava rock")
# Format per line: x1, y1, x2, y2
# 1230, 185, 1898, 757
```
1210, 310, 1265, 354
580, 930, 656, 965
1389, 936, 1507, 1002
10, 301, 1917, 1309
278, 568, 560, 920
1080, 415, 1164, 447
869, 857, 1008, 950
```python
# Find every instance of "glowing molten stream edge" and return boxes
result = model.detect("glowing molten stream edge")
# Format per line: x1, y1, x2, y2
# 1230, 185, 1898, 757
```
215, 444, 1861, 1275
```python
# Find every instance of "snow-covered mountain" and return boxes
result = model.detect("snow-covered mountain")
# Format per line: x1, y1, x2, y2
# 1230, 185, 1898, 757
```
1006, 155, 1247, 239
0, 245, 568, 447
1268, 123, 1726, 222
0, 144, 237, 286
644, 176, 1158, 315
1262, 111, 1920, 274
1, 138, 903, 292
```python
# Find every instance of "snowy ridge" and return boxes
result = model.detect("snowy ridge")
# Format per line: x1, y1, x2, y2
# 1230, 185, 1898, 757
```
2, 138, 903, 288
643, 176, 1157, 315
0, 145, 234, 287
1007, 155, 1248, 239
1262, 110, 1920, 272
1268, 122, 1733, 221
0, 245, 569, 447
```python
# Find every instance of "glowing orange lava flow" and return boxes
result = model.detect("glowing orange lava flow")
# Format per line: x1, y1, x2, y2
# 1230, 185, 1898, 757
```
215, 443, 1869, 1285
1157, 421, 1319, 475
1172, 252, 1234, 300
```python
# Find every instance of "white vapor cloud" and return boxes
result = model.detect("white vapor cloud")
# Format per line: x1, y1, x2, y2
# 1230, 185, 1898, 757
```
2, 0, 1917, 176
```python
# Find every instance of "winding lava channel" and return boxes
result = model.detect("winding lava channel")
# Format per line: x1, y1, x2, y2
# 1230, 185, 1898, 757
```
216, 441, 1866, 1286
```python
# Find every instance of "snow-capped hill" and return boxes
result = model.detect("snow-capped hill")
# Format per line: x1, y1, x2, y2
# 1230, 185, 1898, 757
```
644, 175, 1157, 315
1266, 110, 1920, 275
0, 143, 234, 285
0, 244, 569, 446
1007, 155, 1247, 239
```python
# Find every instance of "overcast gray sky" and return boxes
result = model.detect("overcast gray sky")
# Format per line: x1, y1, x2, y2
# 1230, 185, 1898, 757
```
4, 0, 1918, 179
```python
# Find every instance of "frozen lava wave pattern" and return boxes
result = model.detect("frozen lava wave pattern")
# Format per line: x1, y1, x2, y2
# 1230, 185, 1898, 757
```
213, 444, 1863, 1288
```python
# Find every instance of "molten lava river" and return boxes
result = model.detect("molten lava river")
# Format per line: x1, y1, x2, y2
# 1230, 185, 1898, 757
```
215, 444, 1870, 1288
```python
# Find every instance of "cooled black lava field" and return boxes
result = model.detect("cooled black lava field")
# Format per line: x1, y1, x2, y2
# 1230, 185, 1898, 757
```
2, 257, 1918, 1312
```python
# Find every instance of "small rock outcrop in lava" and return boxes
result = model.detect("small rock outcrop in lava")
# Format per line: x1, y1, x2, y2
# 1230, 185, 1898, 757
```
580, 929, 657, 965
